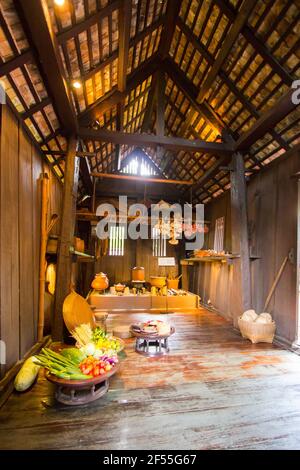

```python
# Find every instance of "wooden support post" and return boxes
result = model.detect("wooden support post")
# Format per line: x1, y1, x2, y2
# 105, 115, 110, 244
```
293, 178, 300, 348
37, 173, 49, 341
230, 152, 252, 326
53, 137, 79, 340
156, 70, 165, 162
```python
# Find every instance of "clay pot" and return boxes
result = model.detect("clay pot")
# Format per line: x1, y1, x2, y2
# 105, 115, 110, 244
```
150, 276, 166, 288
167, 279, 180, 290
91, 273, 109, 291
132, 266, 145, 282
114, 283, 125, 293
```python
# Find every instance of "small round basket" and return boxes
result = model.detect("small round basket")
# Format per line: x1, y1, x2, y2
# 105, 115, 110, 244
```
238, 317, 276, 344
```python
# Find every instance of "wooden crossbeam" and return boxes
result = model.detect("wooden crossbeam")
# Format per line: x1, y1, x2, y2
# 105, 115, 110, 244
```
79, 127, 234, 155
0, 50, 33, 77
90, 172, 193, 186
22, 97, 52, 119
235, 89, 298, 151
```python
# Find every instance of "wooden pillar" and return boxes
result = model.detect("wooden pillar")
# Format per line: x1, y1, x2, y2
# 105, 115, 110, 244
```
156, 70, 165, 162
293, 178, 300, 348
230, 152, 252, 326
53, 137, 79, 340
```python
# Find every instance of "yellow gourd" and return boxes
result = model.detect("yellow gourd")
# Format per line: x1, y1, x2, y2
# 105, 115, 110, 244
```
14, 357, 40, 392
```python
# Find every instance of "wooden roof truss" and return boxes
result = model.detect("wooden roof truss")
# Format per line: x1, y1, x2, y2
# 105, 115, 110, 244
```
0, 0, 298, 203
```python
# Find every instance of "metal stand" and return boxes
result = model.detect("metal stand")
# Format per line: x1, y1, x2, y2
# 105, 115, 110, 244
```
135, 337, 169, 357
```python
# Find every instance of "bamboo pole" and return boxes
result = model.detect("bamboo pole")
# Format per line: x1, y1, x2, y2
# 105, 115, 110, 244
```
38, 173, 49, 342
263, 256, 289, 312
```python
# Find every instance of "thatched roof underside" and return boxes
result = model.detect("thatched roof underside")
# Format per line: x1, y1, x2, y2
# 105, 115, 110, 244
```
0, 0, 299, 203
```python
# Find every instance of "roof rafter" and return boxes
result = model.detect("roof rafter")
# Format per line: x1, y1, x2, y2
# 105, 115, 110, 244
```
16, 0, 93, 194
181, 0, 256, 134
79, 54, 160, 126
56, 0, 121, 44
176, 18, 290, 152
235, 89, 298, 151
213, 0, 295, 86
17, 0, 77, 134
115, 0, 132, 171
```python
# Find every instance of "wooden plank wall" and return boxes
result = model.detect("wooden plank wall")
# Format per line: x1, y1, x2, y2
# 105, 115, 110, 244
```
96, 238, 180, 286
191, 149, 300, 346
0, 105, 62, 376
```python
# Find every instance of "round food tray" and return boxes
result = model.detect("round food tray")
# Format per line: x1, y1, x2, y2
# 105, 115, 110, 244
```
130, 326, 175, 357
45, 362, 120, 406
130, 325, 175, 339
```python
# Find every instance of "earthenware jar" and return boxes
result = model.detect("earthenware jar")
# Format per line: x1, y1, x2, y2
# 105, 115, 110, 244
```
91, 272, 109, 291
132, 266, 145, 282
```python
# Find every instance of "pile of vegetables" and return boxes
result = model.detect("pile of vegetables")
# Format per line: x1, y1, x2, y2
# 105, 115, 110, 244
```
79, 355, 118, 377
34, 347, 119, 381
35, 348, 92, 380
71, 324, 122, 357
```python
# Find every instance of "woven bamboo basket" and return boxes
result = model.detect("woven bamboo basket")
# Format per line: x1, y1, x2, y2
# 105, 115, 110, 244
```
238, 317, 276, 344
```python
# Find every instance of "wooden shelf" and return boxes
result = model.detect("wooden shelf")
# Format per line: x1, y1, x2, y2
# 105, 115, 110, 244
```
70, 249, 95, 263
181, 254, 261, 265
182, 255, 239, 264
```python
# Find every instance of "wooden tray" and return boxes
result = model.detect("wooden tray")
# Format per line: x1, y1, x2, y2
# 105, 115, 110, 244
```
45, 362, 120, 390
130, 326, 175, 340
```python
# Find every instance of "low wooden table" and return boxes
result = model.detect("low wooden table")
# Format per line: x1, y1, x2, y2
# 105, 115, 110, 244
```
130, 326, 175, 357
45, 363, 120, 406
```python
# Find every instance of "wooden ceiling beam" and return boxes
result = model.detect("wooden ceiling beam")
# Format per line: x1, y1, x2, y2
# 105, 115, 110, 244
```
213, 0, 294, 86
90, 172, 193, 186
118, 0, 132, 93
56, 0, 121, 44
115, 0, 132, 171
17, 0, 78, 135
16, 0, 95, 196
62, 17, 164, 83
235, 89, 298, 151
141, 72, 158, 133
163, 58, 230, 139
159, 0, 181, 60
176, 20, 290, 152
79, 54, 160, 126
197, 0, 255, 103
22, 97, 52, 119
78, 127, 234, 155
0, 49, 33, 77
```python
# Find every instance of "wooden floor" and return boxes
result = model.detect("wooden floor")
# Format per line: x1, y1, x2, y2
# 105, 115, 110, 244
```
1, 308, 300, 450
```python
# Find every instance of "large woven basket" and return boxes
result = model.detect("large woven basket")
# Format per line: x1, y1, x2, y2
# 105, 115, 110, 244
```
238, 317, 276, 344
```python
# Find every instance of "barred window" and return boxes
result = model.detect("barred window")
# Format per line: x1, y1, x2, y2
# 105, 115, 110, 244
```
109, 225, 125, 256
